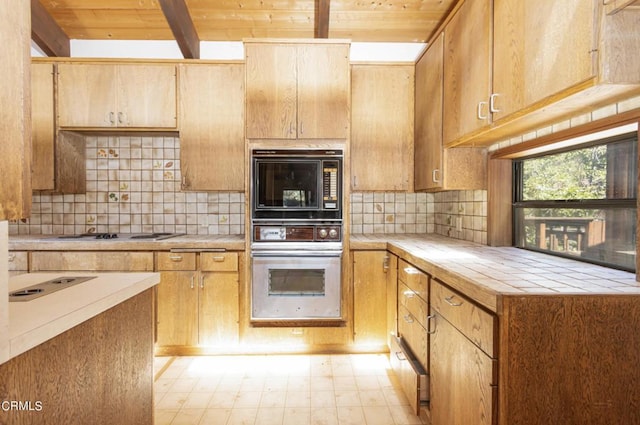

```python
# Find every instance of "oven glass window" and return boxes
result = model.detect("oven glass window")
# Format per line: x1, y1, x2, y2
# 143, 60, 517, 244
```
268, 269, 325, 296
257, 161, 319, 208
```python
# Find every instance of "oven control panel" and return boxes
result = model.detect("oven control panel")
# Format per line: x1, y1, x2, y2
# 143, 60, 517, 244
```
254, 225, 341, 242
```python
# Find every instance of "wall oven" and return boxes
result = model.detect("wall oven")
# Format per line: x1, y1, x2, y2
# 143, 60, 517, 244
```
252, 245, 342, 320
251, 149, 342, 221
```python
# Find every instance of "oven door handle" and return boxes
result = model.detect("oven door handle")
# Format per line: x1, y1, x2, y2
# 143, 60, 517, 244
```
251, 250, 342, 258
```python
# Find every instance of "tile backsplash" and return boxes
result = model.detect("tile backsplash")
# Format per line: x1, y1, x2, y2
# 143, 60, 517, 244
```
349, 190, 488, 243
10, 135, 245, 236
10, 134, 488, 244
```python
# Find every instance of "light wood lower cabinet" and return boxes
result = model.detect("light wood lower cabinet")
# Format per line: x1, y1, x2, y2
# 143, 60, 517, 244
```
352, 251, 397, 349
29, 251, 154, 271
155, 251, 240, 350
430, 279, 497, 425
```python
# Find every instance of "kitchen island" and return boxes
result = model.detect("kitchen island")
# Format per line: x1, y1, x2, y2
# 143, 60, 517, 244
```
0, 272, 159, 425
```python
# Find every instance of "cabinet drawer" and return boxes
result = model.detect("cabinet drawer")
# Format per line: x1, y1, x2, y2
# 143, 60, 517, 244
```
398, 304, 428, 371
398, 281, 429, 330
8, 251, 28, 271
30, 251, 154, 271
398, 259, 428, 302
431, 279, 496, 357
389, 336, 428, 416
200, 252, 238, 272
157, 252, 197, 271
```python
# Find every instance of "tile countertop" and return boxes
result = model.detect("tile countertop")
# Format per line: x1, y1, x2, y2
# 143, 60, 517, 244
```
8, 234, 245, 251
350, 233, 640, 313
6, 272, 159, 361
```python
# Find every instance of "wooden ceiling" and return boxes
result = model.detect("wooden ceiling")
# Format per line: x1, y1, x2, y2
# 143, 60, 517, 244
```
31, 0, 458, 58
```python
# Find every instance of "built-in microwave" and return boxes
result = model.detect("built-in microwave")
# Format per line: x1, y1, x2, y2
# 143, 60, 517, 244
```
251, 149, 342, 221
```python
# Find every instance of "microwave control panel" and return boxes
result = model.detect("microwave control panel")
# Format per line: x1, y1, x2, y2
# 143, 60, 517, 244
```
322, 160, 340, 209
254, 225, 341, 242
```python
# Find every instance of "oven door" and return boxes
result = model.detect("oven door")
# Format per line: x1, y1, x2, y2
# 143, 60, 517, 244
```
251, 250, 342, 320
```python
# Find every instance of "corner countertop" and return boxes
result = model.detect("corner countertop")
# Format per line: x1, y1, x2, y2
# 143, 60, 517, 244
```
7, 271, 160, 361
350, 233, 640, 313
8, 234, 245, 251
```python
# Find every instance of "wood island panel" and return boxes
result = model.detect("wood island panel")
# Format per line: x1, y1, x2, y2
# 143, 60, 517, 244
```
30, 251, 154, 271
499, 294, 640, 425
0, 289, 154, 425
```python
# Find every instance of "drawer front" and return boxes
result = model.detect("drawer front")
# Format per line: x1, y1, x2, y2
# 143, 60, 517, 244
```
200, 252, 238, 272
398, 281, 429, 330
389, 336, 428, 416
30, 251, 154, 271
398, 304, 428, 371
398, 259, 428, 302
431, 279, 496, 357
8, 251, 28, 271
157, 252, 197, 271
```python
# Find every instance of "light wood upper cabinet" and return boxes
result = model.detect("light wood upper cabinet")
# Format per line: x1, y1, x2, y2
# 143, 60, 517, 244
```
415, 34, 487, 192
179, 63, 245, 191
351, 64, 414, 191
443, 0, 492, 146
445, 0, 640, 147
245, 42, 350, 139
492, 0, 596, 122
0, 0, 31, 220
57, 63, 177, 129
31, 63, 55, 191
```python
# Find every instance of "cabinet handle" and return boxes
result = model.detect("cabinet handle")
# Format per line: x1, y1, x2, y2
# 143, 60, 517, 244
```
211, 256, 225, 262
490, 93, 501, 113
200, 275, 205, 289
403, 314, 414, 324
353, 175, 357, 188
190, 275, 195, 289
300, 121, 304, 135
169, 255, 183, 262
118, 112, 125, 125
403, 267, 420, 275
432, 169, 441, 183
477, 101, 488, 120
444, 295, 463, 307
427, 314, 436, 334
382, 256, 389, 272
8, 253, 15, 262
108, 112, 116, 125
395, 351, 406, 361
403, 290, 415, 299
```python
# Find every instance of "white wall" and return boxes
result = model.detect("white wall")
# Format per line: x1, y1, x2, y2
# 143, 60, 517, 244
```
33, 39, 426, 62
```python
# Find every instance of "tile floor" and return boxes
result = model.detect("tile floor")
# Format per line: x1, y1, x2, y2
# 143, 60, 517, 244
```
153, 354, 425, 425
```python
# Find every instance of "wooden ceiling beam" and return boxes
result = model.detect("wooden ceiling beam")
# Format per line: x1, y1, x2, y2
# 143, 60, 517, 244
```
30, 0, 70, 57
158, 0, 200, 59
315, 0, 331, 38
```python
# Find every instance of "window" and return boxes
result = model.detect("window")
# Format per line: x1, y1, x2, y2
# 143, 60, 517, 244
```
514, 132, 637, 271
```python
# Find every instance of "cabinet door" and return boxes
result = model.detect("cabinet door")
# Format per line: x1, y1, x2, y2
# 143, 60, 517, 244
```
117, 64, 177, 128
179, 64, 244, 190
198, 272, 239, 345
353, 251, 388, 346
297, 44, 350, 139
492, 0, 595, 121
430, 310, 496, 425
443, 0, 492, 145
415, 33, 444, 191
57, 63, 117, 127
31, 63, 55, 191
245, 43, 298, 139
351, 64, 414, 191
156, 271, 199, 346
385, 253, 398, 349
